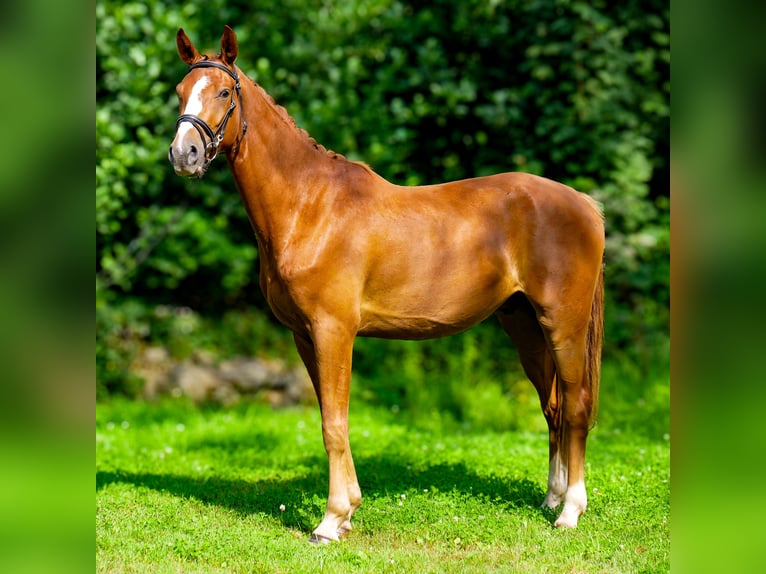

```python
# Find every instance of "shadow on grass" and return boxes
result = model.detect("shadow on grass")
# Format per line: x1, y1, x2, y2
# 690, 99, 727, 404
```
97, 455, 545, 533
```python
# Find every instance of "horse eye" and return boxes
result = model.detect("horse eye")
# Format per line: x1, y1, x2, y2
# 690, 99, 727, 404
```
219, 89, 231, 98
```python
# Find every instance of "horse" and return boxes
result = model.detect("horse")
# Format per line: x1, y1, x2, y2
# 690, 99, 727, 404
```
168, 26, 604, 543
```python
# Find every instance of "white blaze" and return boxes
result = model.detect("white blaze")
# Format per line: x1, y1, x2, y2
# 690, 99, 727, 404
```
177, 76, 209, 138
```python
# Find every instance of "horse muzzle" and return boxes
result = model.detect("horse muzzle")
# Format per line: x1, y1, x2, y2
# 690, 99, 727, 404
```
168, 133, 209, 178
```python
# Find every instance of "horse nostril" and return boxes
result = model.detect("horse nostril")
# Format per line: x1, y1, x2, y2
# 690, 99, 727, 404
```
189, 145, 198, 160
168, 147, 174, 161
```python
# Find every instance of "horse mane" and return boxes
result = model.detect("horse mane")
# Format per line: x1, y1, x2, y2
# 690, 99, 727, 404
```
247, 76, 373, 173
195, 50, 371, 172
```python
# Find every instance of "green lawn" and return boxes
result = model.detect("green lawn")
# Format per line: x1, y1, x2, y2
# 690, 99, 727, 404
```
97, 391, 669, 573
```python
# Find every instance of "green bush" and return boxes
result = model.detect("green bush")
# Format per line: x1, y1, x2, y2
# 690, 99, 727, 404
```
96, 0, 669, 405
96, 294, 150, 399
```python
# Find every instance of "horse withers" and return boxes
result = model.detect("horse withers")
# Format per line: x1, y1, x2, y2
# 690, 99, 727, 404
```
169, 26, 605, 543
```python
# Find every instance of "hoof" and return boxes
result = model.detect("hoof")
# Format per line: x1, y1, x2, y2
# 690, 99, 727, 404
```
554, 518, 578, 528
553, 505, 581, 528
309, 533, 335, 545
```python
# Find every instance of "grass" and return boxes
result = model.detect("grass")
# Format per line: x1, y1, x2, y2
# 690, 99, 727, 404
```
97, 366, 669, 573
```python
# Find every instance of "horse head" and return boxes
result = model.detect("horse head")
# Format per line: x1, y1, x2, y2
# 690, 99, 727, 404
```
168, 26, 246, 178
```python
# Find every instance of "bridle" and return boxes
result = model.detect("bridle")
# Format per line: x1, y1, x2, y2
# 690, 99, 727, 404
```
175, 60, 248, 164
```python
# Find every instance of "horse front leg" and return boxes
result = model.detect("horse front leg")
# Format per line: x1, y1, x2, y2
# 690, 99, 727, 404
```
294, 321, 362, 543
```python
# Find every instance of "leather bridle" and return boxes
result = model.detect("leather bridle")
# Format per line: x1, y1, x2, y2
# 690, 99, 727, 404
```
175, 60, 248, 164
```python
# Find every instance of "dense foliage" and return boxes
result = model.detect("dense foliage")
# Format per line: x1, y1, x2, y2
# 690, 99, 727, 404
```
96, 1, 669, 401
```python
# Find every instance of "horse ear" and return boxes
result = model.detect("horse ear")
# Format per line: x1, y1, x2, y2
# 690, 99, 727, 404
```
176, 28, 200, 65
220, 25, 238, 66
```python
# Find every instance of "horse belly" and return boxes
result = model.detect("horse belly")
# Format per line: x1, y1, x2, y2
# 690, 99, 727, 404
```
358, 222, 518, 339
358, 278, 511, 340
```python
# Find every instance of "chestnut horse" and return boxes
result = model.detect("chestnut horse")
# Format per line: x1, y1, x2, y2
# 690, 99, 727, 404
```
169, 26, 604, 543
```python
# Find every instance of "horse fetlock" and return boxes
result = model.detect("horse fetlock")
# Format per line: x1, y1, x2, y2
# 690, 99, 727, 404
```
312, 518, 343, 543
554, 480, 587, 528
542, 491, 564, 509
313, 510, 356, 543
311, 507, 357, 542
348, 484, 362, 510
338, 519, 353, 537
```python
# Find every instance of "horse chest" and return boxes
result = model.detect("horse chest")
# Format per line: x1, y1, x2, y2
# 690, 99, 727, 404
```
258, 259, 311, 333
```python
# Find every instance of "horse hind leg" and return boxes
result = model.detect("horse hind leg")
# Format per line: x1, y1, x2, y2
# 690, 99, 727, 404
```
495, 294, 567, 513
536, 303, 598, 529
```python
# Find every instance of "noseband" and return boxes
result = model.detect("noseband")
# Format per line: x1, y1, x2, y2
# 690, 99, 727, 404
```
176, 60, 248, 164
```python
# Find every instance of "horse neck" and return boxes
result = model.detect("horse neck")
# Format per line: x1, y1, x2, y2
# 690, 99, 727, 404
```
227, 77, 339, 252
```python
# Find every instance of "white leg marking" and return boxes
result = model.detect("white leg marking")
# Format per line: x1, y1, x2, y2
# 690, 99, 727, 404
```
543, 452, 567, 509
555, 480, 587, 528
177, 76, 209, 138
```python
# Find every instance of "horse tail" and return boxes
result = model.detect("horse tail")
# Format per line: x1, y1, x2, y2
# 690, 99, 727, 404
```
586, 261, 604, 429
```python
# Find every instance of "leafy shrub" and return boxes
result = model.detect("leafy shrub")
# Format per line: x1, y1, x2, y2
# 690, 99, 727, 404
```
96, 0, 669, 406
96, 294, 150, 399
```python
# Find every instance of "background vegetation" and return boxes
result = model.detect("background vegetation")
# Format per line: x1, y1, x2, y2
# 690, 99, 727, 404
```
96, 0, 669, 422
